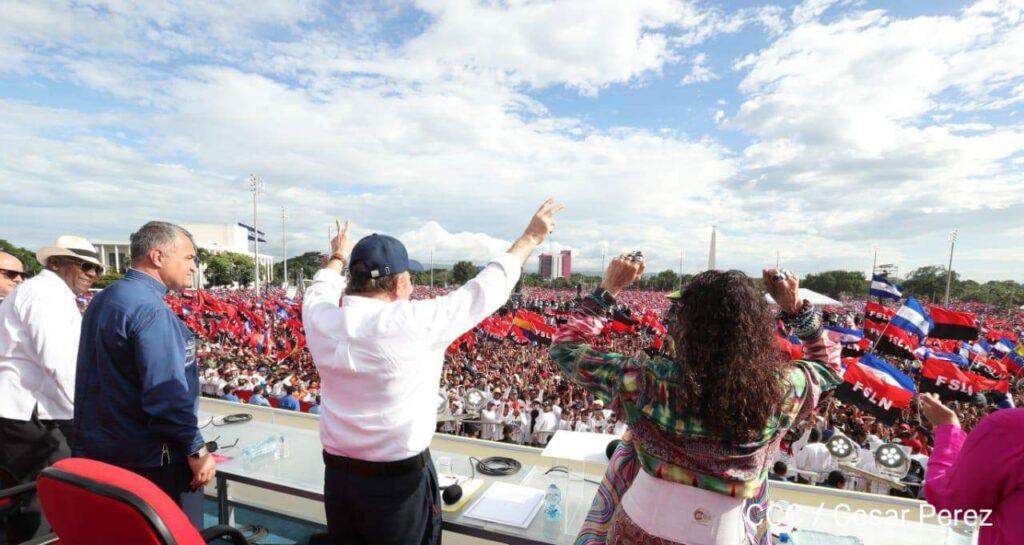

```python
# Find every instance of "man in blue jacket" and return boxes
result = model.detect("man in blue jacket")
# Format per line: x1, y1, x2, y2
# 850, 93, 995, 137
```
74, 221, 214, 528
278, 385, 300, 411
249, 384, 271, 407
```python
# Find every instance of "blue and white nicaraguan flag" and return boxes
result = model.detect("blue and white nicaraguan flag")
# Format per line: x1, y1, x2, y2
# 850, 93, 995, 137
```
890, 297, 934, 342
869, 274, 903, 300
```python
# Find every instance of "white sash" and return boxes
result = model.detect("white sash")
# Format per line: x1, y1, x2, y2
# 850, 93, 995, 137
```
621, 469, 746, 545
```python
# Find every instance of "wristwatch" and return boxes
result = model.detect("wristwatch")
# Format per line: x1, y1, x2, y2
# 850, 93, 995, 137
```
189, 446, 209, 459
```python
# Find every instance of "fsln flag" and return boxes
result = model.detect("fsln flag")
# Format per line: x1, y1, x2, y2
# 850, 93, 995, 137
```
920, 357, 1009, 402
926, 305, 979, 341
866, 302, 895, 322
970, 354, 1008, 380
890, 298, 934, 342
834, 353, 915, 425
874, 325, 920, 360
870, 274, 903, 300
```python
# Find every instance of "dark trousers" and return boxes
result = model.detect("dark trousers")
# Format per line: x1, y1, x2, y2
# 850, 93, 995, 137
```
130, 463, 204, 529
324, 459, 441, 545
0, 411, 72, 544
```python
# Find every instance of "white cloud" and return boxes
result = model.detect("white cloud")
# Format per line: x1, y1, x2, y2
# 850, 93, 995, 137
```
2, 1, 1023, 282
680, 52, 719, 85
727, 1, 1024, 229
402, 0, 694, 94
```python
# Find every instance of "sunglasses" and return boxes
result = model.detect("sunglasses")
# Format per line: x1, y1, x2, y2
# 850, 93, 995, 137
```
0, 268, 26, 281
56, 258, 104, 275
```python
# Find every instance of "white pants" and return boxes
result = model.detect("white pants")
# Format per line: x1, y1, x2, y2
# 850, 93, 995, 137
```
621, 470, 745, 545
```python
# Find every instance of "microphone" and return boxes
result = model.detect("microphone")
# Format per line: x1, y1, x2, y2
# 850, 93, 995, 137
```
606, 439, 622, 459
442, 484, 463, 505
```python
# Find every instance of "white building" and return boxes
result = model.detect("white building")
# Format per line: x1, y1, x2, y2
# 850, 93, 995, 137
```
91, 223, 275, 288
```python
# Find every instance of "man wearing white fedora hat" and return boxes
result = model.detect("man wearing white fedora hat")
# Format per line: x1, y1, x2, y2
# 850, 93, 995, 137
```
0, 235, 102, 542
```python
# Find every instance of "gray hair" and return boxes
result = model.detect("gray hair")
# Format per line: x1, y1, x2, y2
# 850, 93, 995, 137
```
130, 221, 195, 265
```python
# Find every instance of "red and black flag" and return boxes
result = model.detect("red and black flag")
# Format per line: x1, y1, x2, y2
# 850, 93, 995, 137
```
873, 326, 919, 361
866, 302, 895, 322
863, 302, 895, 340
926, 305, 979, 341
920, 357, 1009, 402
969, 353, 1008, 380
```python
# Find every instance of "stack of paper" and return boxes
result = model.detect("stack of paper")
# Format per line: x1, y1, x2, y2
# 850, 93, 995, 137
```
463, 482, 545, 528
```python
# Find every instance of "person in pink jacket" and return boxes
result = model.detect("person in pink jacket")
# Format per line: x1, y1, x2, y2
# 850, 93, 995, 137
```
920, 393, 1024, 545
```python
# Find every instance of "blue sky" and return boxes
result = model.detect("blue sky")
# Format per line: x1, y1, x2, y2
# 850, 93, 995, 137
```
0, 0, 1022, 281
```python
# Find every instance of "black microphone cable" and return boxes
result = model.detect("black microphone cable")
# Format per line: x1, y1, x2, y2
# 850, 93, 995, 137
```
200, 413, 253, 429
470, 456, 522, 476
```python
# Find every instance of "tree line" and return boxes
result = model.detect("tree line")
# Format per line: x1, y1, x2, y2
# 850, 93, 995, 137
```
2, 239, 1021, 307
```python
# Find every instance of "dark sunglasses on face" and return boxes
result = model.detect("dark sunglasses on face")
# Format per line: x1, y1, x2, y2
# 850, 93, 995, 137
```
0, 269, 26, 281
57, 259, 104, 275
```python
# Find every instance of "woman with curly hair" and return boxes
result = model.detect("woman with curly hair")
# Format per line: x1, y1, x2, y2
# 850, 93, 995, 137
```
549, 257, 843, 545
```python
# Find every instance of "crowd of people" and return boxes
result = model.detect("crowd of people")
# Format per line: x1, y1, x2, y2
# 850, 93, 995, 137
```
148, 270, 1024, 501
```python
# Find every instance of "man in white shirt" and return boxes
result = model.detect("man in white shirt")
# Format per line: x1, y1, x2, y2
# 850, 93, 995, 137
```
0, 236, 101, 542
303, 199, 562, 545
533, 401, 559, 446
480, 400, 501, 442
795, 428, 834, 484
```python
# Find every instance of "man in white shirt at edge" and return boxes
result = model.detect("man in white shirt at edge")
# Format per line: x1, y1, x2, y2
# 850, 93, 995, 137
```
0, 236, 101, 542
479, 400, 501, 442
303, 199, 563, 545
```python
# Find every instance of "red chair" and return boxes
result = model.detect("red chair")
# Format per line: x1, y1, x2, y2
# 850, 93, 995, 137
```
236, 390, 253, 403
37, 458, 248, 545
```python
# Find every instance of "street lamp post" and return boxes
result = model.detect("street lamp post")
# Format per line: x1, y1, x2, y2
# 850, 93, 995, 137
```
281, 207, 288, 289
678, 251, 684, 290
944, 230, 958, 306
249, 174, 264, 297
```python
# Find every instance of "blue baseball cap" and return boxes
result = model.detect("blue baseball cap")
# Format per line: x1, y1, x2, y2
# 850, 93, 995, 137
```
349, 234, 424, 279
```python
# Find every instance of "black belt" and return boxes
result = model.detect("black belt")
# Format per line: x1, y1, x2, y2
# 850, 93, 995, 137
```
323, 449, 430, 477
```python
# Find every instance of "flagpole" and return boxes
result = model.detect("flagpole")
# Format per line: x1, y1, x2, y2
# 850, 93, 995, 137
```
944, 230, 957, 307
868, 320, 895, 353
281, 207, 288, 289
249, 174, 264, 297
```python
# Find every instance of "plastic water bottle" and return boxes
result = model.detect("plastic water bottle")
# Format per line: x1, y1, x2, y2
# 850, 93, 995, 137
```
276, 435, 290, 460
242, 435, 283, 461
543, 483, 562, 521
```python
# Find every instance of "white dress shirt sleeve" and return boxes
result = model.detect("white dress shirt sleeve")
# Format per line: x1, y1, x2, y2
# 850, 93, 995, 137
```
409, 253, 521, 348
